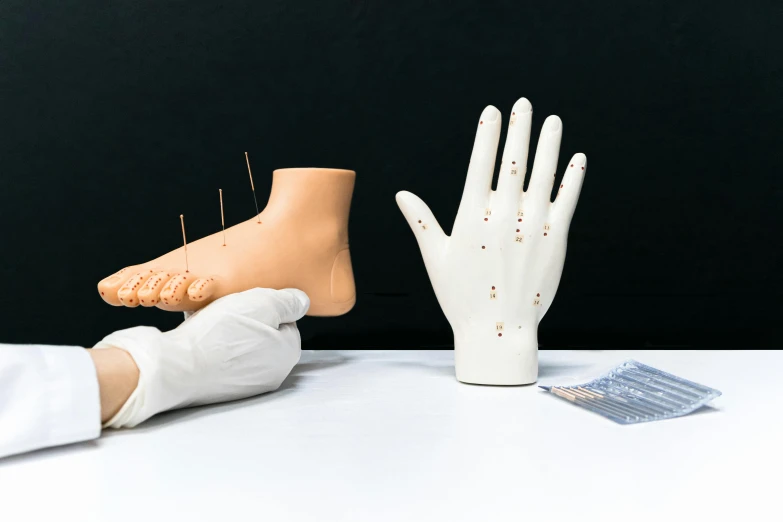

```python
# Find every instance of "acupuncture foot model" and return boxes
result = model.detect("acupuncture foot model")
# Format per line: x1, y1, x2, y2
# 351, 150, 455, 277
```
98, 168, 356, 316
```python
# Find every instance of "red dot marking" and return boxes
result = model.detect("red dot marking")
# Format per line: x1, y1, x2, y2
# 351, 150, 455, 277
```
560, 184, 564, 188
481, 246, 486, 249
199, 295, 203, 298
581, 167, 585, 170
570, 164, 574, 167
418, 220, 422, 223
141, 300, 145, 303
498, 333, 502, 337
537, 293, 540, 297
512, 161, 516, 165
484, 218, 488, 221
518, 218, 522, 222
544, 233, 548, 236
101, 292, 104, 295
491, 286, 495, 290
512, 112, 516, 116
516, 229, 520, 232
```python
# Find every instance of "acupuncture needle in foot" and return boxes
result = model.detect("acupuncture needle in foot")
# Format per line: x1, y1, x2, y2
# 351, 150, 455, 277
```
244, 152, 262, 224
219, 189, 226, 246
180, 214, 189, 272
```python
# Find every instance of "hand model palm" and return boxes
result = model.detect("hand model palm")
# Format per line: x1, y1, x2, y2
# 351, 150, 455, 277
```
397, 97, 586, 385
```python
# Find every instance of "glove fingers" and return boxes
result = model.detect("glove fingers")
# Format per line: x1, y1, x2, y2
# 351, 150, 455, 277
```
232, 288, 310, 327
276, 289, 311, 323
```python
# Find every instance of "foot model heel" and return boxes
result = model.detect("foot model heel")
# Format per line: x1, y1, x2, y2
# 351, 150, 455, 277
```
306, 248, 355, 317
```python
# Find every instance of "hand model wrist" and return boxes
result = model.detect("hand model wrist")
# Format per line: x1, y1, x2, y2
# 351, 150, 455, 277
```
453, 325, 538, 385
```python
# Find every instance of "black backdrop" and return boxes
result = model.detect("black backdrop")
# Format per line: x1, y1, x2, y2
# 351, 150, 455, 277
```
1, 1, 780, 348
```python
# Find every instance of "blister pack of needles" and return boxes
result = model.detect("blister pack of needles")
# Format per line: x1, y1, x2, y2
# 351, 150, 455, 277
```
541, 360, 721, 424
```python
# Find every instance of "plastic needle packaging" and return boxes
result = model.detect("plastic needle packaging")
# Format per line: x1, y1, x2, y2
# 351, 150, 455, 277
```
541, 360, 722, 424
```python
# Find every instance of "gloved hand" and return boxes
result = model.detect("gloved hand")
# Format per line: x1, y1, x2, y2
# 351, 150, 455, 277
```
93, 287, 309, 428
396, 98, 586, 385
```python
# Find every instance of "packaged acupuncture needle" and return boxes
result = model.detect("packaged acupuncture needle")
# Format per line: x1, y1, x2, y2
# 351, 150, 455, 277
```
540, 360, 721, 424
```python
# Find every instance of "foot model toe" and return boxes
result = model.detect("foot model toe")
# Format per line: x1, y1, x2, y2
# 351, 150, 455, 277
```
187, 277, 219, 302
159, 273, 197, 309
137, 270, 173, 307
98, 267, 138, 306
117, 270, 156, 307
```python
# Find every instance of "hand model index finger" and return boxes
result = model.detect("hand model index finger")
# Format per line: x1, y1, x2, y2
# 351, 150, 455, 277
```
460, 105, 501, 208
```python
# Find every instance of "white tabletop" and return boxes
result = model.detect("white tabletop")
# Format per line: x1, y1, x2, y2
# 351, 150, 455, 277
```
1, 349, 779, 521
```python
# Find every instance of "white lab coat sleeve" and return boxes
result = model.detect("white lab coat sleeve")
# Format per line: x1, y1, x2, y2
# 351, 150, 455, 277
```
0, 344, 101, 459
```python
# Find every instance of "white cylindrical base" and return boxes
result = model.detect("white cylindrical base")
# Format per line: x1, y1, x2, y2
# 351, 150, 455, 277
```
454, 328, 538, 385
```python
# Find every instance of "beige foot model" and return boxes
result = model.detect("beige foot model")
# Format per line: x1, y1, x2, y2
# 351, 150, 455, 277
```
98, 168, 356, 316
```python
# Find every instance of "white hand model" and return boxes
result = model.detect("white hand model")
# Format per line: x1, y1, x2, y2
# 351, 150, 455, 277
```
93, 287, 309, 427
396, 98, 586, 385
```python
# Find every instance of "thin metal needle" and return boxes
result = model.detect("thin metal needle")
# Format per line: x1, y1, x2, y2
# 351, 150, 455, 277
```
560, 387, 642, 419
219, 189, 226, 246
244, 152, 261, 224
586, 385, 670, 416
180, 214, 189, 272
551, 387, 631, 423
571, 387, 651, 418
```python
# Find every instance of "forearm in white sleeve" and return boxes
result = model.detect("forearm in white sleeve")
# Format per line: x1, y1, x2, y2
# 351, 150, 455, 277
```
0, 344, 101, 459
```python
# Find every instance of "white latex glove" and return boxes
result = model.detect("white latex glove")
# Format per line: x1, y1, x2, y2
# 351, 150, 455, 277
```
396, 97, 586, 385
93, 288, 309, 428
